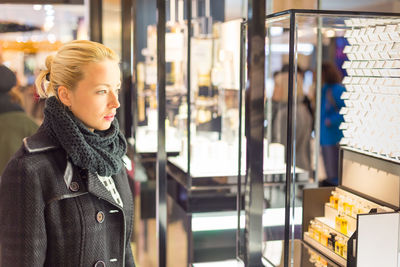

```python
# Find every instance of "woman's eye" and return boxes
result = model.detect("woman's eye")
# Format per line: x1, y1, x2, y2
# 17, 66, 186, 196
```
96, 90, 107, 95
115, 88, 121, 94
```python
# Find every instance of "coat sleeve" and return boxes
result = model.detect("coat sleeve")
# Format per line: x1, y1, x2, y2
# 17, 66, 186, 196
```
0, 156, 47, 266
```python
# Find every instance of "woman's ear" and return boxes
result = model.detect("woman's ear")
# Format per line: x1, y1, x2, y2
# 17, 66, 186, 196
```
57, 86, 72, 107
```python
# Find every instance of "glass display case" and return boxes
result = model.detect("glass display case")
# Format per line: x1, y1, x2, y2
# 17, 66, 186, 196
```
135, 4, 400, 266
237, 9, 400, 267
134, 0, 246, 265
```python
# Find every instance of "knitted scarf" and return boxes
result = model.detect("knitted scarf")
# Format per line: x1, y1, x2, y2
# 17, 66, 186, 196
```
42, 96, 127, 176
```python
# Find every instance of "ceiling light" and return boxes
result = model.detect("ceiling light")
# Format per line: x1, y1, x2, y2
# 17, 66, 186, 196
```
33, 5, 42, 11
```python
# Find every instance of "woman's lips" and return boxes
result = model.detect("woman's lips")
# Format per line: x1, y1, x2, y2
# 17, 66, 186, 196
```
104, 114, 115, 121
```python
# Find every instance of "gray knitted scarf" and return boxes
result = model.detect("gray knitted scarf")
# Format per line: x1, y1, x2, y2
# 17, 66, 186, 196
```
43, 96, 127, 176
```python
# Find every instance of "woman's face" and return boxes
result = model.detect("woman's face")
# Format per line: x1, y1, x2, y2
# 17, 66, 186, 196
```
68, 59, 121, 131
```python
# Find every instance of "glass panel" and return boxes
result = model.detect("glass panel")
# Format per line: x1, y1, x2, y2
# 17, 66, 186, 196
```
167, 0, 243, 191
188, 4, 242, 181
135, 20, 159, 155
164, 0, 246, 265
102, 0, 121, 57
135, 0, 186, 168
164, 0, 188, 181
136, 1, 183, 158
263, 13, 296, 266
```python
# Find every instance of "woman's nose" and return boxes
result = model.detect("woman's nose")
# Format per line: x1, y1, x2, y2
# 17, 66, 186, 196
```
109, 91, 120, 109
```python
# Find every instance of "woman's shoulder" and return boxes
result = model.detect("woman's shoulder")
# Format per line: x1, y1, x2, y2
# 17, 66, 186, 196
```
4, 128, 63, 174
22, 127, 59, 154
332, 83, 346, 91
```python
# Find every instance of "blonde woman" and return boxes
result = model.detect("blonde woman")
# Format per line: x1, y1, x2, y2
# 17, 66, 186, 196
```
0, 40, 135, 267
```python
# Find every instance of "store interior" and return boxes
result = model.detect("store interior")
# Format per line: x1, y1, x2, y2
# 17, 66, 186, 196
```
1, 1, 400, 267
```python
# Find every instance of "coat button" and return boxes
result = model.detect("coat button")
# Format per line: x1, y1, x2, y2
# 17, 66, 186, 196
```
94, 260, 106, 267
96, 211, 105, 223
69, 182, 79, 192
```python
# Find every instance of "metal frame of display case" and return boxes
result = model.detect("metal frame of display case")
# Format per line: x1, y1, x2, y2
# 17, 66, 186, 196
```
156, 0, 167, 266
121, 0, 135, 139
89, 0, 102, 43
254, 9, 400, 267
241, 1, 266, 266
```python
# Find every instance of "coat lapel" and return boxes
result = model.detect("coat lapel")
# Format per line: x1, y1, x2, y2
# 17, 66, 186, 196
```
87, 171, 119, 208
87, 169, 133, 216
113, 170, 133, 214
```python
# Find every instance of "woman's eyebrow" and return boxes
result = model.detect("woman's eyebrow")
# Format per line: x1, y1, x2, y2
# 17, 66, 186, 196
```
94, 82, 122, 87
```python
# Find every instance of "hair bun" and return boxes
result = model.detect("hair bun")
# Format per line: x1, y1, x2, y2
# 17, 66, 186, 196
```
45, 55, 54, 72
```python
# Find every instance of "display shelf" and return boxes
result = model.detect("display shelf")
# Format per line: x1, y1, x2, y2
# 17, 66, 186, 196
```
338, 146, 400, 164
315, 217, 352, 239
168, 154, 304, 178
262, 239, 342, 267
135, 126, 182, 154
168, 155, 309, 191
324, 204, 357, 234
192, 259, 244, 267
304, 233, 347, 267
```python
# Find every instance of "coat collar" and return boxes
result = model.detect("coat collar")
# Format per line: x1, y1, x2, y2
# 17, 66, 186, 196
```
25, 126, 130, 211
56, 164, 128, 210
23, 126, 59, 153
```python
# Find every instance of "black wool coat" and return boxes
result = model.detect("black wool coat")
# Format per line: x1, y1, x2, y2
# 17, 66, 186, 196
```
0, 127, 135, 267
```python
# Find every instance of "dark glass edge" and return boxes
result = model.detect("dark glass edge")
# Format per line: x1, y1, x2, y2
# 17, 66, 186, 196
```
242, 8, 400, 24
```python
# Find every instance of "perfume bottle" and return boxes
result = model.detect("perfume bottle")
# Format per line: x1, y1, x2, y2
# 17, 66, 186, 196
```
330, 191, 339, 209
335, 213, 348, 235
356, 200, 365, 214
345, 197, 354, 217
338, 194, 345, 213
335, 237, 344, 256
320, 229, 329, 247
328, 233, 337, 251
308, 220, 316, 238
314, 223, 322, 242
343, 239, 348, 259
341, 217, 348, 236
335, 214, 342, 232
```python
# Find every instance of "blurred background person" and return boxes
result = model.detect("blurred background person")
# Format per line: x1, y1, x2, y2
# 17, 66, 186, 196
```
271, 65, 313, 174
0, 65, 38, 174
320, 62, 346, 186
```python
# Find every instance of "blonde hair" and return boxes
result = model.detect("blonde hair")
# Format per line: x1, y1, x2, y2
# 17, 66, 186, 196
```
35, 40, 119, 99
